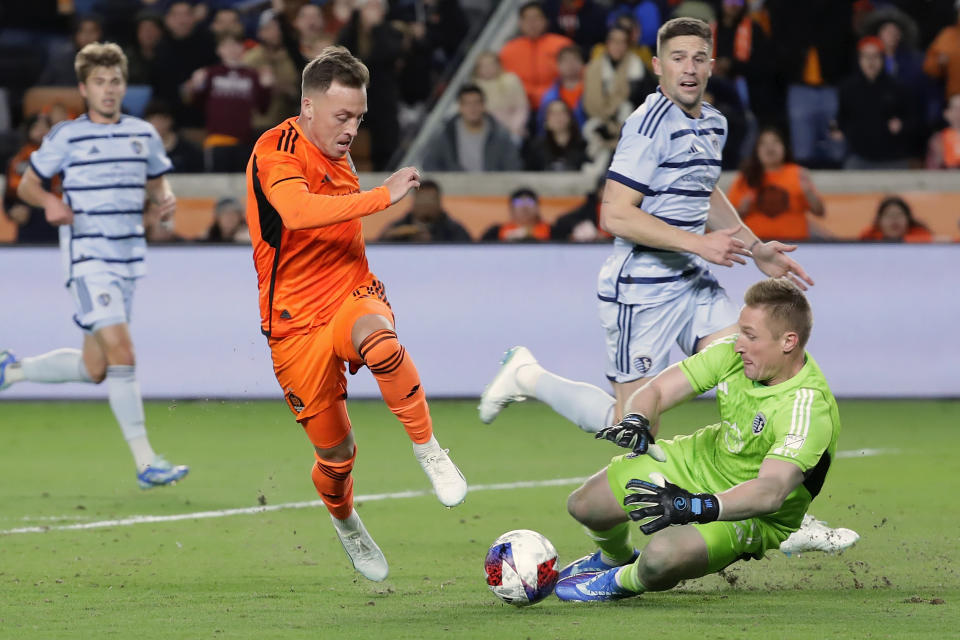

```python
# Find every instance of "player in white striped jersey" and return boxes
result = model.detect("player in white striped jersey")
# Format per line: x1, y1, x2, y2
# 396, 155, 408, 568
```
479, 18, 855, 554
0, 43, 188, 489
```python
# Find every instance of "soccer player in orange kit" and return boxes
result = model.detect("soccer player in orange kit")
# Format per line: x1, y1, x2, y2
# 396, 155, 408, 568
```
245, 46, 467, 582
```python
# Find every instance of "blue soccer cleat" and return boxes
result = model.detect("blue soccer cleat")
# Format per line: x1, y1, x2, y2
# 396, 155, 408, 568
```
137, 455, 189, 489
559, 549, 640, 579
0, 350, 18, 391
555, 566, 637, 602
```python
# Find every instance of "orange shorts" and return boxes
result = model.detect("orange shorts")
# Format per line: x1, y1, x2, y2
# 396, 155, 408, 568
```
269, 278, 394, 443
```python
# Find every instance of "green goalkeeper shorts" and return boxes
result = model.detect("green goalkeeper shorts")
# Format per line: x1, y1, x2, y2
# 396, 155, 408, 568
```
606, 451, 793, 573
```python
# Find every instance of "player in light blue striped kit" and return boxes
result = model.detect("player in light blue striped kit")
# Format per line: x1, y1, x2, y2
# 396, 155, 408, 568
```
0, 42, 188, 489
480, 17, 856, 555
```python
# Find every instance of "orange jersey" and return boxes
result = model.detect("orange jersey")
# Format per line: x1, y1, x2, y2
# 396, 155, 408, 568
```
727, 164, 815, 241
246, 117, 391, 338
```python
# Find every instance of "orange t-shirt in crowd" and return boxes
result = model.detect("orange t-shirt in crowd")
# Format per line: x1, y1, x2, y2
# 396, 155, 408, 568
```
500, 33, 575, 108
246, 116, 391, 338
497, 221, 552, 241
726, 164, 816, 241
858, 226, 933, 243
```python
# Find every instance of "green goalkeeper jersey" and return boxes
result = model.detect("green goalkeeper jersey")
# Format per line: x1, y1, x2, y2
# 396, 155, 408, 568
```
674, 335, 841, 530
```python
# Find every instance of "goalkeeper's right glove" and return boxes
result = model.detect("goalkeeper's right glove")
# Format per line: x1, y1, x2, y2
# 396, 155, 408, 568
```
595, 413, 665, 461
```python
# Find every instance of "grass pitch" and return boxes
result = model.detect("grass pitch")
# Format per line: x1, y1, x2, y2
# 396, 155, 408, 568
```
0, 398, 957, 638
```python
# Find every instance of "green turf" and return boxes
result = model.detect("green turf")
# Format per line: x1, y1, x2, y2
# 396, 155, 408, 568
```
0, 399, 957, 638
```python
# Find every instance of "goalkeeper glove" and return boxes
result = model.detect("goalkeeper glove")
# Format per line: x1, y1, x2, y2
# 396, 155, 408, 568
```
623, 475, 720, 535
595, 413, 665, 461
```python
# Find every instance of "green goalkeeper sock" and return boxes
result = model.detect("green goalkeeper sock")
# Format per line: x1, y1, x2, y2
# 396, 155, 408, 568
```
585, 522, 635, 565
617, 558, 648, 593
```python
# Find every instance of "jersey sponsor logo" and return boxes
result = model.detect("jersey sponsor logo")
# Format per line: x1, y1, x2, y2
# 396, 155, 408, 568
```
633, 356, 652, 375
752, 411, 766, 435
286, 389, 305, 413
723, 420, 744, 454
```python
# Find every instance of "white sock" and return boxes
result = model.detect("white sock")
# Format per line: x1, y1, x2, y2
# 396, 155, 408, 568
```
18, 348, 92, 383
106, 365, 155, 471
528, 367, 615, 433
412, 434, 440, 457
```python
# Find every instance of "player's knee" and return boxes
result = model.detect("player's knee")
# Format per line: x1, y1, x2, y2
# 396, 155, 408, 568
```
87, 365, 107, 384
566, 487, 596, 527
636, 535, 685, 591
357, 328, 403, 374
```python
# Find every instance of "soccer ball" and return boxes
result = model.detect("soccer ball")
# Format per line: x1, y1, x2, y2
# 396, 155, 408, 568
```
484, 529, 559, 606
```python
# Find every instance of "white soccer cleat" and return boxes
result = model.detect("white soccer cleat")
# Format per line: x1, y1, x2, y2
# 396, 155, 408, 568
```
136, 455, 189, 489
415, 443, 467, 507
477, 346, 538, 424
331, 510, 389, 582
780, 514, 860, 556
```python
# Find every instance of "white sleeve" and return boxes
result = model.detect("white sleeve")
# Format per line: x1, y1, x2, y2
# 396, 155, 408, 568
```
29, 128, 71, 179
606, 117, 666, 196
145, 123, 173, 178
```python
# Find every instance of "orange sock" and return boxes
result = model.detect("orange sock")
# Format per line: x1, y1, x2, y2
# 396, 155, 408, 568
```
357, 328, 433, 444
311, 447, 356, 520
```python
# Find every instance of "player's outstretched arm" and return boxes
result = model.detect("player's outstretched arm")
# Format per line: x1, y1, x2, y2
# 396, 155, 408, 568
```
711, 458, 804, 521
17, 166, 73, 225
601, 180, 750, 267
708, 187, 814, 289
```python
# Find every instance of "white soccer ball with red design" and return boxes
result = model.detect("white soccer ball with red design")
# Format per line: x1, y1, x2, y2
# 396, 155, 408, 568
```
484, 529, 559, 606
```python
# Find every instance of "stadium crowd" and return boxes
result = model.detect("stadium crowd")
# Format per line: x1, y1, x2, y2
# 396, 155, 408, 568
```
2, 0, 960, 244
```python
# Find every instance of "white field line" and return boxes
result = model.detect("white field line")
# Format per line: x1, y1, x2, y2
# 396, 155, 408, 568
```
2, 448, 897, 536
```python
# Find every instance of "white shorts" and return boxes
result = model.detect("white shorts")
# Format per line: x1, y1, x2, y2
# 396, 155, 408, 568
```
68, 273, 136, 333
599, 271, 738, 383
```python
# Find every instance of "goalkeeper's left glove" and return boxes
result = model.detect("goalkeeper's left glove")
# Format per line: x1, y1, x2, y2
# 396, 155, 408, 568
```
623, 475, 721, 535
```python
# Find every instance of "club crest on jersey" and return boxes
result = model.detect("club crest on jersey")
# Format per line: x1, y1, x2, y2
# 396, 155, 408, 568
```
633, 356, 652, 375
131, 140, 144, 154
97, 293, 111, 306
286, 389, 305, 413
752, 412, 766, 434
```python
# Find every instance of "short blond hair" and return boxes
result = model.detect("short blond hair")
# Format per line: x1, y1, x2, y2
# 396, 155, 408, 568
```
744, 278, 813, 349
75, 41, 128, 83
301, 45, 369, 95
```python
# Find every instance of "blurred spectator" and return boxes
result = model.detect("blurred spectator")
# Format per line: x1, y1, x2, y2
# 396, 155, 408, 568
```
205, 197, 250, 243
144, 201, 185, 243
543, 0, 609, 59
499, 1, 575, 109
125, 11, 165, 86
550, 175, 611, 242
3, 114, 59, 244
727, 127, 826, 242
859, 195, 933, 243
210, 8, 249, 44
38, 15, 104, 86
926, 93, 960, 168
923, 7, 960, 101
481, 187, 552, 242
322, 0, 355, 38
153, 0, 218, 127
378, 179, 472, 242
714, 0, 746, 80
705, 76, 749, 170
582, 25, 652, 168
523, 99, 589, 171
536, 46, 586, 134
395, 0, 470, 110
338, 0, 405, 171
422, 84, 523, 172
295, 2, 335, 60
472, 51, 530, 141
770, 0, 855, 168
244, 9, 300, 134
590, 13, 652, 71
606, 0, 661, 50
144, 100, 203, 173
184, 33, 271, 172
727, 0, 784, 129
837, 36, 916, 169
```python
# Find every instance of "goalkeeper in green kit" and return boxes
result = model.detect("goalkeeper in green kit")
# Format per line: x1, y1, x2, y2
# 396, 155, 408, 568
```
555, 278, 850, 602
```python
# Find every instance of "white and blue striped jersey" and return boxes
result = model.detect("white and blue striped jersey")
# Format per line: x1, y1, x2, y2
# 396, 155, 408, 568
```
599, 89, 727, 305
29, 114, 172, 283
